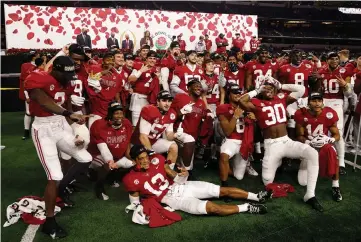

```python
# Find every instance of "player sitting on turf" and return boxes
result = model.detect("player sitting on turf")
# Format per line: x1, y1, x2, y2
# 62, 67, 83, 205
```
88, 102, 135, 200
123, 144, 272, 217
131, 90, 178, 169
295, 92, 342, 202
238, 76, 323, 212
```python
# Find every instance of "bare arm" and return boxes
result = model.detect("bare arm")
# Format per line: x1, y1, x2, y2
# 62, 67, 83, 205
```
239, 92, 257, 112
219, 114, 238, 137
164, 164, 178, 179
296, 123, 308, 144
245, 70, 252, 90
139, 118, 153, 150
329, 123, 340, 142
29, 88, 67, 115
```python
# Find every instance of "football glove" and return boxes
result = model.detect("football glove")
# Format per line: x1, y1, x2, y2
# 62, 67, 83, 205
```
180, 103, 194, 115
87, 72, 102, 92
71, 95, 85, 106
310, 134, 328, 148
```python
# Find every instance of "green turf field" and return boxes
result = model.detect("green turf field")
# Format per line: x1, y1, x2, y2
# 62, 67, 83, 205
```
1, 112, 361, 242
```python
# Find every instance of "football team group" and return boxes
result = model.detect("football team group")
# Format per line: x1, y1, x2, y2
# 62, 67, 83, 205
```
19, 40, 361, 239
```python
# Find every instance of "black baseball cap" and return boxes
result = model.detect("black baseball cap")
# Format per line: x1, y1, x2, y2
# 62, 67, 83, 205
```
157, 90, 173, 100
35, 57, 44, 67
130, 144, 151, 160
141, 44, 151, 50
52, 56, 77, 80
69, 43, 89, 61
170, 41, 180, 49
125, 53, 135, 60
187, 78, 201, 87
228, 83, 242, 94
147, 50, 157, 58
309, 92, 323, 100
186, 50, 197, 56
327, 52, 338, 59
210, 52, 222, 60
83, 46, 92, 53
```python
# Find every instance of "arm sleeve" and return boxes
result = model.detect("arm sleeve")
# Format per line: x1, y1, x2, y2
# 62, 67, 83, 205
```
97, 143, 114, 162
160, 67, 170, 91
139, 117, 152, 135
281, 84, 305, 99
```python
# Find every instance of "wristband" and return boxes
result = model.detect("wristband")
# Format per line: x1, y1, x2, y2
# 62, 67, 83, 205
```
248, 90, 259, 98
62, 110, 73, 117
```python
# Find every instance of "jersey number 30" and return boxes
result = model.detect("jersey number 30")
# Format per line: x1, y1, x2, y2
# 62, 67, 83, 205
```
262, 104, 287, 126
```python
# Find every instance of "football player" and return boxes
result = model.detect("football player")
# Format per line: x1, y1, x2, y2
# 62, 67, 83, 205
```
128, 50, 161, 126
123, 145, 272, 217
20, 50, 39, 140
25, 56, 92, 238
160, 41, 181, 91
238, 76, 323, 211
170, 50, 203, 96
295, 92, 342, 202
88, 102, 134, 200
217, 84, 257, 189
131, 90, 178, 168
317, 52, 353, 174
86, 52, 124, 128
171, 79, 207, 177
278, 49, 314, 138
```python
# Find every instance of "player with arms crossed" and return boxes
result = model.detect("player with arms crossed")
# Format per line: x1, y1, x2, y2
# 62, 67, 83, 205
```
25, 56, 93, 238
295, 92, 342, 202
123, 144, 272, 217
316, 52, 353, 175
88, 102, 134, 200
238, 76, 323, 211
131, 90, 179, 169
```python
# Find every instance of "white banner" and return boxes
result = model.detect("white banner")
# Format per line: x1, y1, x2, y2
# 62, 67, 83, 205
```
4, 4, 257, 52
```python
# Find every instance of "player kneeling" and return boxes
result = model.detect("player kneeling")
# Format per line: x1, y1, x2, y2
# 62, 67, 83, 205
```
123, 144, 272, 217
295, 92, 342, 202
131, 90, 178, 168
88, 102, 135, 200
217, 84, 257, 188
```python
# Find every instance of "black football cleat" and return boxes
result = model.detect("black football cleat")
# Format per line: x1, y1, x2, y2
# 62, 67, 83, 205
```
305, 197, 323, 212
59, 191, 75, 208
257, 190, 273, 203
247, 203, 267, 214
22, 130, 30, 140
95, 182, 109, 200
339, 167, 347, 175
332, 187, 343, 202
42, 217, 67, 239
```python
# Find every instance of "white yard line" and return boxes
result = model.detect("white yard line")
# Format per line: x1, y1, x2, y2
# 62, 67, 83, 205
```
20, 224, 40, 242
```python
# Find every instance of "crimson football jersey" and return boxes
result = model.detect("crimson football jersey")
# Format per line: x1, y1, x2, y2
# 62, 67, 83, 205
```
88, 118, 133, 160
249, 39, 260, 52
131, 66, 159, 95
24, 71, 71, 117
232, 38, 245, 50
160, 54, 178, 83
203, 74, 220, 105
224, 69, 245, 90
85, 65, 123, 117
251, 93, 288, 129
131, 105, 177, 145
278, 63, 313, 98
171, 93, 206, 139
294, 107, 338, 139
122, 154, 173, 201
19, 62, 36, 100
216, 104, 245, 140
318, 65, 351, 99
215, 37, 228, 53
245, 60, 279, 87
173, 64, 203, 92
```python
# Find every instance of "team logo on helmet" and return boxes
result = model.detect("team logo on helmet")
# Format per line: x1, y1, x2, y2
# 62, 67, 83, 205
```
151, 157, 160, 165
326, 112, 333, 119
134, 179, 139, 185
170, 113, 175, 120
50, 85, 55, 91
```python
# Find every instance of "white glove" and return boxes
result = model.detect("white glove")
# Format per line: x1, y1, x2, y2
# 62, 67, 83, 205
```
180, 103, 194, 115
310, 134, 328, 148
88, 78, 102, 92
71, 123, 90, 148
176, 126, 184, 138
207, 110, 216, 119
319, 134, 335, 144
71, 95, 85, 106
265, 76, 282, 90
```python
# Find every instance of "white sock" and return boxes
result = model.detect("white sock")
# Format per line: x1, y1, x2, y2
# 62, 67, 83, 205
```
238, 203, 249, 213
304, 148, 319, 202
255, 142, 261, 154
184, 165, 191, 171
169, 163, 175, 170
247, 192, 259, 201
335, 138, 345, 167
332, 180, 339, 188
24, 115, 31, 130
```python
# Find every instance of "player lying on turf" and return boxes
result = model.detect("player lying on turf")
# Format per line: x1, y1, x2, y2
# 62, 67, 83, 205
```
238, 76, 323, 212
295, 91, 342, 202
123, 144, 272, 216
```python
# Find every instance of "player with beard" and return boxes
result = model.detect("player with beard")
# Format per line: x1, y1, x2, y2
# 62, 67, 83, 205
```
86, 52, 124, 128
123, 144, 271, 218
316, 52, 353, 175
20, 50, 40, 140
171, 79, 207, 178
170, 50, 203, 96
245, 46, 279, 90
238, 76, 323, 211
88, 102, 134, 200
217, 84, 257, 192
132, 90, 178, 168
160, 41, 181, 91
295, 92, 342, 202
278, 49, 314, 139
128, 50, 161, 126
25, 56, 92, 238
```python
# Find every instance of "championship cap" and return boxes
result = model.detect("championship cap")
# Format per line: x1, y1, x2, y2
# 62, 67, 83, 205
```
157, 90, 173, 100
52, 56, 77, 80
130, 144, 150, 160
